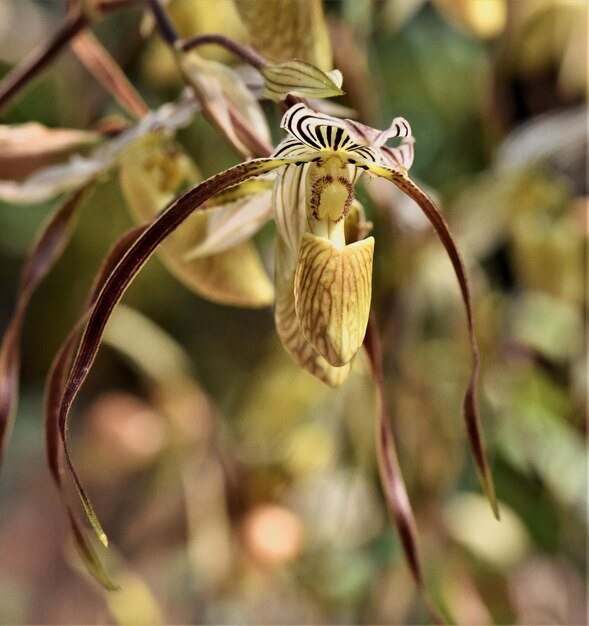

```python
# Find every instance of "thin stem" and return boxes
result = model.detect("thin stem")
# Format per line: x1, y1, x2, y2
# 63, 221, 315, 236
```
147, 0, 179, 46
228, 106, 273, 158
71, 31, 149, 119
181, 34, 267, 71
0, 9, 90, 113
95, 0, 148, 12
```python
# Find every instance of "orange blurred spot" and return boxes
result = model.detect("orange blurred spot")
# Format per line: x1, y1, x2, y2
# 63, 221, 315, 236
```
86, 392, 166, 469
242, 504, 303, 566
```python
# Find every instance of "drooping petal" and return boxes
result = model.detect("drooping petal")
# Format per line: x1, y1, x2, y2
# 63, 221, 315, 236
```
364, 162, 499, 519
45, 225, 147, 587
294, 233, 374, 367
46, 155, 307, 547
274, 238, 350, 387
364, 319, 445, 625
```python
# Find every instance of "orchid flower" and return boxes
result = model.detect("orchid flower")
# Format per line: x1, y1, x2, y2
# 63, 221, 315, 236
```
171, 102, 414, 385
0, 96, 496, 607
271, 103, 415, 386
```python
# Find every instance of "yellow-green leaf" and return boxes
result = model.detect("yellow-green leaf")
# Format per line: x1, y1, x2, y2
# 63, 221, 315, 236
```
295, 233, 374, 367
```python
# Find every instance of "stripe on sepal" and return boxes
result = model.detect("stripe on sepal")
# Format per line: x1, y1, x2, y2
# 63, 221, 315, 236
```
280, 103, 414, 168
272, 164, 307, 261
262, 60, 343, 102
295, 233, 374, 367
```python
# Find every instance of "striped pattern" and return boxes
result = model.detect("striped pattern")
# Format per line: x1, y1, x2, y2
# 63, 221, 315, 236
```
262, 60, 343, 101
294, 233, 374, 367
274, 238, 351, 387
273, 105, 414, 173
272, 163, 308, 259
281, 104, 379, 162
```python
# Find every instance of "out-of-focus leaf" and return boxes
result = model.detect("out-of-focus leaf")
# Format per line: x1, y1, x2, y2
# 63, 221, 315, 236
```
434, 0, 507, 38
0, 187, 88, 466
103, 304, 194, 385
0, 7, 89, 112
140, 0, 249, 90
0, 0, 53, 65
104, 569, 163, 625
366, 164, 499, 519
234, 0, 333, 70
510, 206, 584, 303
262, 60, 343, 101
0, 123, 99, 180
443, 493, 529, 568
119, 137, 274, 307
0, 94, 201, 204
71, 30, 149, 119
510, 292, 583, 362
504, 0, 587, 96
381, 0, 427, 32
178, 50, 271, 158
488, 367, 585, 512
496, 106, 587, 192
184, 178, 273, 258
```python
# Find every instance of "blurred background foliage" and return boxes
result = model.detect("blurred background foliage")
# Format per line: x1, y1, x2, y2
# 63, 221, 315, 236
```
0, 0, 586, 624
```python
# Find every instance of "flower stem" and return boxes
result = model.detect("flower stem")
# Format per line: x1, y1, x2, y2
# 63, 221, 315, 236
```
147, 0, 180, 46
180, 34, 267, 71
0, 8, 90, 112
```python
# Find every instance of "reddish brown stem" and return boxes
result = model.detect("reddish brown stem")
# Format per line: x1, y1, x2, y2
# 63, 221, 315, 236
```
0, 9, 90, 113
181, 34, 267, 71
71, 31, 149, 119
